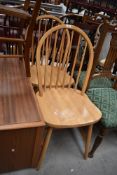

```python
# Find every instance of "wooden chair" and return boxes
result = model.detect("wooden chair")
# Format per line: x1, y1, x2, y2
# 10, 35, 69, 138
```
35, 24, 102, 168
77, 22, 117, 89
30, 15, 63, 87
87, 32, 117, 158
59, 13, 102, 74
0, 0, 42, 77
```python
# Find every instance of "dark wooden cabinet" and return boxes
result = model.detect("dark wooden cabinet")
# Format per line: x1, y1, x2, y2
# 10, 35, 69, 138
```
0, 127, 44, 173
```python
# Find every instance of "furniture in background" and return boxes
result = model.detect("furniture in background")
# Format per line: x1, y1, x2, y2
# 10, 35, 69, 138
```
87, 32, 117, 158
66, 0, 117, 17
35, 24, 101, 168
77, 22, 117, 89
0, 0, 42, 77
30, 15, 64, 88
59, 13, 105, 74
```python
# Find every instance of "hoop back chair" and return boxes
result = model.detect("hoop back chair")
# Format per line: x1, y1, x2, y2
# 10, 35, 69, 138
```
35, 24, 102, 168
30, 15, 64, 87
0, 0, 41, 77
60, 13, 105, 73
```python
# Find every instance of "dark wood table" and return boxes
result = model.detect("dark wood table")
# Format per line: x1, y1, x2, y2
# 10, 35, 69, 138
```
0, 58, 45, 173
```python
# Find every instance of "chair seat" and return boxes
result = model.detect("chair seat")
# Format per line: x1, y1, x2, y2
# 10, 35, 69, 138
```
87, 88, 117, 128
75, 71, 114, 89
36, 88, 101, 128
31, 65, 74, 87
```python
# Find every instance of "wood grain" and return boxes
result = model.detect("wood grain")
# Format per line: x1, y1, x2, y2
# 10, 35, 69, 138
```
0, 58, 45, 130
0, 127, 44, 173
0, 4, 31, 20
31, 65, 74, 87
36, 88, 101, 128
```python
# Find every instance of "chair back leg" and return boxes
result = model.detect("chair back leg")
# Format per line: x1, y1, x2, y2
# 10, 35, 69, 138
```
88, 127, 107, 158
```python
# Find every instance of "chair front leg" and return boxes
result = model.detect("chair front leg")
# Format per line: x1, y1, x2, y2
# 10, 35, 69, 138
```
84, 124, 93, 159
37, 127, 53, 170
88, 127, 107, 158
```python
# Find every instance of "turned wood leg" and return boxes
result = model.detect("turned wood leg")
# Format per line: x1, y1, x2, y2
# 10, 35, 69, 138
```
84, 125, 93, 160
88, 127, 107, 158
37, 127, 53, 170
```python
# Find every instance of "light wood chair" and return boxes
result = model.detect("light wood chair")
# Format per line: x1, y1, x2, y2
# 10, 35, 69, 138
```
35, 24, 102, 168
30, 15, 64, 87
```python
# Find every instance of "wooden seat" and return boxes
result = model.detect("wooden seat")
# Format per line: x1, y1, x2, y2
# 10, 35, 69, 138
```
35, 24, 102, 168
31, 65, 74, 87
37, 88, 101, 128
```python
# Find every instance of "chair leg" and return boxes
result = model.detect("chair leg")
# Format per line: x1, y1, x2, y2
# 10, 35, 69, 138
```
37, 127, 53, 170
84, 124, 93, 159
88, 127, 107, 158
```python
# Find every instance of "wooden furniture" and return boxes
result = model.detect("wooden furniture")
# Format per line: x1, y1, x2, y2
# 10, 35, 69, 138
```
86, 32, 117, 158
66, 0, 117, 17
0, 1, 46, 173
78, 22, 117, 89
35, 24, 102, 168
93, 22, 117, 70
30, 15, 63, 87
60, 13, 104, 45
41, 2, 65, 17
0, 58, 45, 173
59, 13, 103, 73
0, 0, 42, 77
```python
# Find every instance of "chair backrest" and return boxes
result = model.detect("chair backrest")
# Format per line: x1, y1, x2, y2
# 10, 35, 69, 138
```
0, 4, 31, 56
104, 32, 117, 72
36, 24, 94, 96
31, 15, 63, 64
0, 0, 42, 77
91, 21, 117, 74
60, 13, 102, 45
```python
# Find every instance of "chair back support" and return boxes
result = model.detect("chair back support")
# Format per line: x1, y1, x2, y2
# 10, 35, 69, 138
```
0, 5, 30, 57
0, 0, 42, 77
91, 22, 117, 74
31, 15, 63, 64
104, 32, 117, 71
60, 13, 103, 46
36, 24, 94, 95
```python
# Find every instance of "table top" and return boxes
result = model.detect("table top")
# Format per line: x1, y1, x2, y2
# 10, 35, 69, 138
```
0, 58, 45, 130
